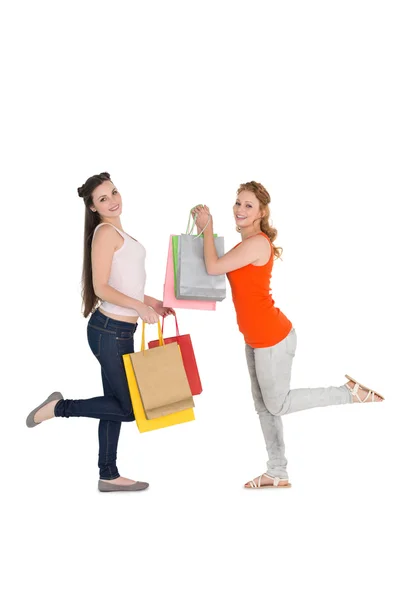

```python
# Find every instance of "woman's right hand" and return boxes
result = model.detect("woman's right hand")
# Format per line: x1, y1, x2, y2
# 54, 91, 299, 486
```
137, 303, 159, 324
192, 205, 211, 232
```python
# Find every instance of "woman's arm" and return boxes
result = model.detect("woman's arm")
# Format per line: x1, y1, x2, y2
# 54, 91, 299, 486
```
144, 295, 175, 317
201, 214, 270, 276
143, 295, 158, 309
95, 285, 145, 313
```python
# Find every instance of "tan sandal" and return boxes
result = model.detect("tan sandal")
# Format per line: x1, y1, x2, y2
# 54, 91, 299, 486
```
245, 473, 292, 489
345, 374, 384, 402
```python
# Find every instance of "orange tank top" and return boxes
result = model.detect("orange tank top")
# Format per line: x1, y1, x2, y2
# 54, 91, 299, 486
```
226, 232, 292, 348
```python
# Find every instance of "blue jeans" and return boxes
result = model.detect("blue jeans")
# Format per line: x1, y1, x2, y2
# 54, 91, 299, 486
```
54, 309, 137, 480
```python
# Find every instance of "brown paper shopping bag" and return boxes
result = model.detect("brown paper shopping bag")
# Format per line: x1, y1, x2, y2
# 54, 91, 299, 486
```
129, 322, 195, 419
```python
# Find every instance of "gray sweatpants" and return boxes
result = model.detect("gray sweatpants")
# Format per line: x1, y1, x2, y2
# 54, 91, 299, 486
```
245, 328, 352, 479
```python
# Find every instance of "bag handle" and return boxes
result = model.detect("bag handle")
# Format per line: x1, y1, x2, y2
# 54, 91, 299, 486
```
186, 207, 198, 235
186, 205, 211, 238
141, 321, 165, 353
161, 314, 180, 337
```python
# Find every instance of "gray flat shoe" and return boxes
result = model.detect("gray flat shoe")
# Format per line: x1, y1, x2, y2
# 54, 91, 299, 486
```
98, 479, 149, 492
26, 391, 63, 428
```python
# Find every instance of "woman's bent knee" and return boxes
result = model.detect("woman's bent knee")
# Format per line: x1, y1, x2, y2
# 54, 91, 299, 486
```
125, 410, 135, 422
265, 397, 287, 417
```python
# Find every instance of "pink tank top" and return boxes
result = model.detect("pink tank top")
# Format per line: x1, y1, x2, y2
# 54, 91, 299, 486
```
92, 223, 146, 317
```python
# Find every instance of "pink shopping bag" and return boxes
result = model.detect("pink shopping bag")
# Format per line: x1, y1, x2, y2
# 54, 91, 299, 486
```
163, 236, 216, 311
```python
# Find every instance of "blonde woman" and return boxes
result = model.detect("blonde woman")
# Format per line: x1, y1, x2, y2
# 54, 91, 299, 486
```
193, 181, 384, 489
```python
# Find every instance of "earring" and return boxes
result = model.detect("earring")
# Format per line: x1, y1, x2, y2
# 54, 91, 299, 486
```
236, 225, 241, 232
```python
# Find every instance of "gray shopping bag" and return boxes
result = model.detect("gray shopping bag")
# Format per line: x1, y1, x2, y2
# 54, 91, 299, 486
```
176, 234, 226, 301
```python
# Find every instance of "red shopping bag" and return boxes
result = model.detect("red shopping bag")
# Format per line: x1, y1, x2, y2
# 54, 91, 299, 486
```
148, 315, 203, 396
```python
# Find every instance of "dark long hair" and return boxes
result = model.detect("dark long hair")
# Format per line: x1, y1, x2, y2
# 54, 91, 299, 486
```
236, 181, 283, 259
77, 172, 111, 317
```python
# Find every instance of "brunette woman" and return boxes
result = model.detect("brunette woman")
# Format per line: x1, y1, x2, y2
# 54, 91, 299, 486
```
26, 172, 174, 492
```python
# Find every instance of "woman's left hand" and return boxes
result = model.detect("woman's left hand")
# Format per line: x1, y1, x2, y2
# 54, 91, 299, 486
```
192, 204, 212, 232
152, 300, 176, 318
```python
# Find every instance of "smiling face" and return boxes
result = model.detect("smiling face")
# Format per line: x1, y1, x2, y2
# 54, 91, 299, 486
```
90, 180, 122, 219
233, 190, 265, 231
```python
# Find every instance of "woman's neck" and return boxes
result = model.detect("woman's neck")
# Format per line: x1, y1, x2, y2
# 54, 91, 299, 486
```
241, 227, 262, 241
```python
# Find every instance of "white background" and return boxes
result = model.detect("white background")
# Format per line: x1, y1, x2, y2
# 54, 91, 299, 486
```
2, 1, 399, 598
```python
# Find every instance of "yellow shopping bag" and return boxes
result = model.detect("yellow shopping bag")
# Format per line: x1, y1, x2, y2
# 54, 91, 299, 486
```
122, 321, 195, 433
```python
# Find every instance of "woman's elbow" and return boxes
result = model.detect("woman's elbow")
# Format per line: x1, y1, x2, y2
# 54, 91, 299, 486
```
93, 282, 106, 298
205, 263, 214, 275
206, 264, 221, 276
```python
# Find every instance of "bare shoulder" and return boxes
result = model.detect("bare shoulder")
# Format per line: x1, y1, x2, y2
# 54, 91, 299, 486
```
245, 234, 271, 265
92, 224, 120, 246
242, 234, 271, 251
242, 234, 267, 244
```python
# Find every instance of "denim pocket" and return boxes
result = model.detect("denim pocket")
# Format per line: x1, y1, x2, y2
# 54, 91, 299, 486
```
285, 328, 297, 357
117, 336, 134, 357
116, 330, 134, 341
